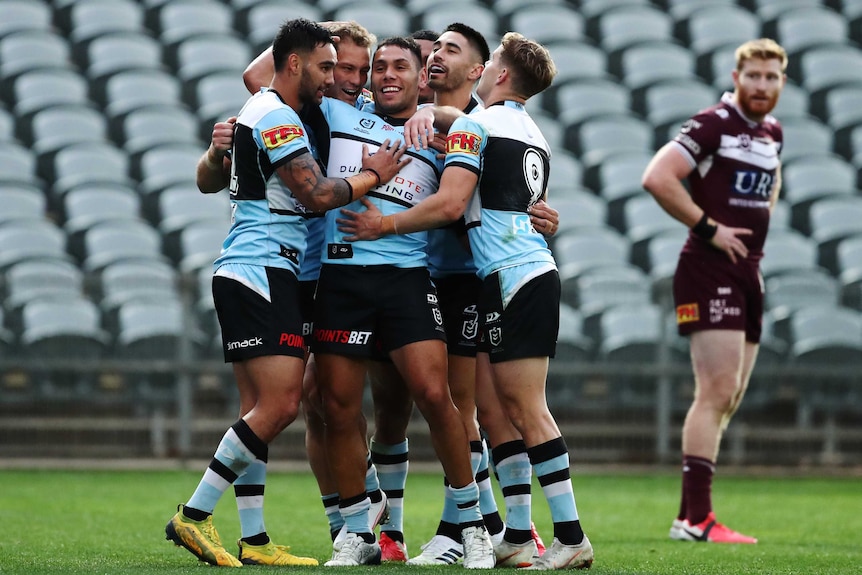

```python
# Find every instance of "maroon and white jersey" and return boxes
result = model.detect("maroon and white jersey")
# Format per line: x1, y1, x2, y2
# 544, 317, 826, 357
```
672, 92, 782, 260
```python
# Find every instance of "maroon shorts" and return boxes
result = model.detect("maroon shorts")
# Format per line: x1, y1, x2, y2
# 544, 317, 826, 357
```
672, 252, 763, 343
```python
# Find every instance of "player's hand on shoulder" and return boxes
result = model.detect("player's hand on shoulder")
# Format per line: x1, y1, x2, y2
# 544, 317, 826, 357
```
712, 223, 752, 264
362, 139, 411, 184
337, 197, 384, 241
403, 106, 436, 150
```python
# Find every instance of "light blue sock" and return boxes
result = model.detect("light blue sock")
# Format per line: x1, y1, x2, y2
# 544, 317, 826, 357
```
187, 420, 264, 515
371, 439, 408, 533
450, 481, 482, 526
492, 440, 532, 542
234, 458, 267, 539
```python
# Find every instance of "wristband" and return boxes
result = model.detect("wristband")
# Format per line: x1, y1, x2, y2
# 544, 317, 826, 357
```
360, 167, 381, 186
344, 178, 354, 203
692, 213, 717, 240
392, 214, 399, 235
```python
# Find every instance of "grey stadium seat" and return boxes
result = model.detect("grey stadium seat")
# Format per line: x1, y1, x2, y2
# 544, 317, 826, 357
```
0, 31, 71, 83
509, 4, 587, 45
683, 5, 760, 57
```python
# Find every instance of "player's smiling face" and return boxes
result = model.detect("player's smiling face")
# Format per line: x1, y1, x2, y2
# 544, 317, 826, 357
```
427, 31, 482, 92
327, 38, 370, 105
733, 57, 785, 122
371, 44, 420, 118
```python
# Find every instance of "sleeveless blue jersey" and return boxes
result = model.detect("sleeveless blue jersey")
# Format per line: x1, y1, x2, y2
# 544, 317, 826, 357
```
444, 100, 556, 280
214, 90, 312, 276
319, 97, 444, 268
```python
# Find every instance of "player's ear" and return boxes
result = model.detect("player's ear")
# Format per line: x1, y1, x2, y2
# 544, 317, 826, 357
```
468, 63, 484, 82
418, 65, 429, 91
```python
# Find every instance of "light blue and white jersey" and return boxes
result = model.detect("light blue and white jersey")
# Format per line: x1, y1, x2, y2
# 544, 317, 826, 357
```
214, 89, 312, 276
445, 100, 556, 282
427, 95, 483, 278
319, 96, 444, 268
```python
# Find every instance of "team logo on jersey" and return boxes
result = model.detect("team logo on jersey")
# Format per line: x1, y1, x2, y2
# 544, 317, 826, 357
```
360, 118, 375, 129
489, 326, 502, 347
261, 124, 304, 149
447, 131, 481, 155
676, 303, 700, 324
523, 149, 546, 204
738, 133, 752, 150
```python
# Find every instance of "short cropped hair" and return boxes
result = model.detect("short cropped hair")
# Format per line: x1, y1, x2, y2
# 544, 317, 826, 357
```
323, 20, 376, 50
272, 18, 334, 72
443, 22, 490, 65
410, 29, 439, 42
374, 36, 424, 69
735, 38, 788, 72
499, 32, 557, 99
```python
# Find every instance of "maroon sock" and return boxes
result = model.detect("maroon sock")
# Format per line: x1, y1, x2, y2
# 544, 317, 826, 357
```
676, 465, 688, 521
682, 455, 715, 525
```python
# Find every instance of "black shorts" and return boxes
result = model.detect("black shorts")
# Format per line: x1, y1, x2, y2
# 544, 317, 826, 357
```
213, 266, 306, 362
478, 269, 560, 363
312, 264, 446, 357
434, 273, 481, 358
673, 251, 763, 343
299, 279, 317, 339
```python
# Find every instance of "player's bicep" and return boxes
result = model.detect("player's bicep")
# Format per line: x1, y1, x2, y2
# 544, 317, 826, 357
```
275, 151, 325, 198
439, 165, 478, 214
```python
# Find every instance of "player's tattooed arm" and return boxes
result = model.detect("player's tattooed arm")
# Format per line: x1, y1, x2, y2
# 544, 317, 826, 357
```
276, 140, 410, 213
276, 151, 352, 212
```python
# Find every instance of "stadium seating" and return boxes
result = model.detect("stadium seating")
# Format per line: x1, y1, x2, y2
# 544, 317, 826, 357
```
780, 155, 857, 229
19, 296, 110, 399
509, 4, 587, 45
243, 1, 323, 53
574, 115, 654, 171
173, 35, 253, 84
0, 0, 859, 436
336, 3, 410, 39
836, 235, 862, 309
0, 186, 45, 226
62, 184, 143, 252
419, 2, 499, 41
554, 79, 631, 127
615, 41, 698, 91
0, 1, 52, 40
594, 5, 674, 55
0, 31, 70, 83
0, 220, 70, 272
67, 0, 147, 49
156, 0, 235, 48
79, 220, 167, 272
3, 259, 84, 319
84, 33, 166, 87
807, 196, 862, 273
13, 68, 92, 122
760, 229, 821, 279
50, 142, 134, 202
779, 117, 835, 167
683, 5, 761, 57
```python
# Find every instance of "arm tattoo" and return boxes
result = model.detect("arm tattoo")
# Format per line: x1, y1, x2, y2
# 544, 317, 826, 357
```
282, 153, 351, 211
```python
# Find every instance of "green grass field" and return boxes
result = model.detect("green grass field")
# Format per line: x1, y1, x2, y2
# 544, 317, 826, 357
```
0, 468, 858, 574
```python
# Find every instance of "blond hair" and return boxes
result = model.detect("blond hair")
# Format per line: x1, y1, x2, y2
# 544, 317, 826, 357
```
322, 20, 376, 49
735, 38, 787, 72
499, 32, 557, 99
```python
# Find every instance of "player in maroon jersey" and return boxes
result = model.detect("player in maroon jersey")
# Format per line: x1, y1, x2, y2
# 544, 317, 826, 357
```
642, 38, 787, 544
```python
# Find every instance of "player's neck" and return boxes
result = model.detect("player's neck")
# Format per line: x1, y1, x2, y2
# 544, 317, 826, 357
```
434, 85, 474, 110
270, 78, 301, 111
